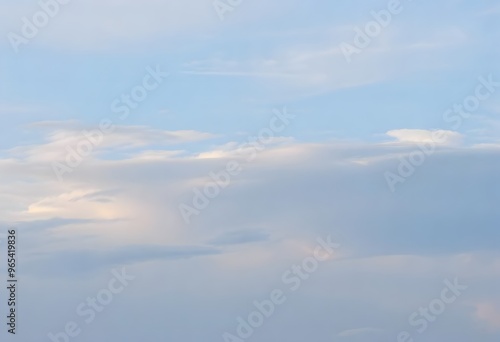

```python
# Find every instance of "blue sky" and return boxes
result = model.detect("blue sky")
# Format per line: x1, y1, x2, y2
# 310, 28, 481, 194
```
0, 0, 500, 341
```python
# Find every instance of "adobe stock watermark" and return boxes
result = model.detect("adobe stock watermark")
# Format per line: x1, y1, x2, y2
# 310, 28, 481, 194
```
47, 267, 135, 342
385, 74, 500, 192
339, 0, 412, 63
396, 278, 467, 342
7, 0, 72, 53
51, 65, 169, 182
222, 236, 339, 342
213, 0, 243, 21
178, 107, 296, 224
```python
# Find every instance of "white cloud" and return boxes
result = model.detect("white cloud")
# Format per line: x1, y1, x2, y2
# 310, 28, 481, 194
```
7, 123, 215, 163
2, 123, 499, 255
0, 123, 499, 341
182, 25, 467, 98
386, 129, 463, 146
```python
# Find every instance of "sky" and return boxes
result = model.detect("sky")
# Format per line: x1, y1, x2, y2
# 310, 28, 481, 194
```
0, 0, 500, 341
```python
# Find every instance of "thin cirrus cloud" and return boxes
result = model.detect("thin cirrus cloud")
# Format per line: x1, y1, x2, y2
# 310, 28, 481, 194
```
7, 123, 216, 163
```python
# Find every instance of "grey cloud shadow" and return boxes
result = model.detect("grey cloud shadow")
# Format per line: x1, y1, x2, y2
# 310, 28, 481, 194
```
208, 229, 271, 246
24, 244, 222, 277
